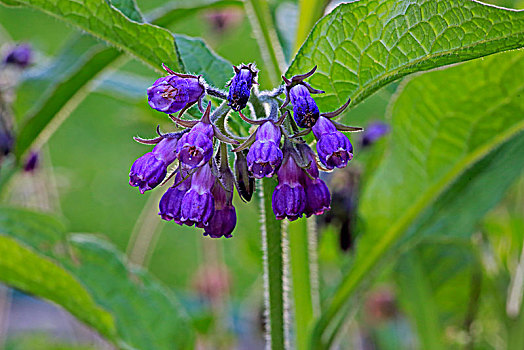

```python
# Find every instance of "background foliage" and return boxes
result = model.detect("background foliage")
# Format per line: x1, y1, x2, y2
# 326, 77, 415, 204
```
0, 0, 523, 349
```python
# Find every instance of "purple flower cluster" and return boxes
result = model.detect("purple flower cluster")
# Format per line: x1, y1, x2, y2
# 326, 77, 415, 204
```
129, 63, 362, 238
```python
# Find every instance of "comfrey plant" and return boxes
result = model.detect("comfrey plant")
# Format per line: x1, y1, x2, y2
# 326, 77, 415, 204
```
129, 65, 361, 238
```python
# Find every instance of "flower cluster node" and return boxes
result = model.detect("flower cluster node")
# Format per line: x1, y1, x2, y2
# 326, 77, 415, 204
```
130, 62, 363, 237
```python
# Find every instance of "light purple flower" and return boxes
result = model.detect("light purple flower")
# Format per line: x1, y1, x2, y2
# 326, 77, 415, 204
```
180, 164, 215, 227
176, 122, 214, 169
246, 121, 283, 178
129, 136, 180, 193
272, 153, 305, 221
147, 75, 204, 114
158, 172, 192, 223
204, 180, 236, 238
312, 116, 353, 170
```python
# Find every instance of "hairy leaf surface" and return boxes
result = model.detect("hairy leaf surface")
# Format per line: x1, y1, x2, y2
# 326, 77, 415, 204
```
287, 0, 524, 111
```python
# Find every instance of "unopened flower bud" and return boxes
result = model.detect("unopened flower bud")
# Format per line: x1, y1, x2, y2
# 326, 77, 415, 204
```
227, 64, 256, 111
147, 74, 204, 114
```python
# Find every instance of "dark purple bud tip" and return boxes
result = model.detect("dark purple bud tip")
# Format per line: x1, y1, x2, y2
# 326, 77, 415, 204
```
361, 121, 389, 147
313, 117, 354, 170
272, 155, 306, 221
4, 43, 32, 68
176, 123, 214, 169
228, 64, 257, 111
303, 177, 331, 217
23, 151, 39, 173
180, 164, 215, 226
158, 173, 191, 222
147, 75, 204, 114
290, 84, 320, 128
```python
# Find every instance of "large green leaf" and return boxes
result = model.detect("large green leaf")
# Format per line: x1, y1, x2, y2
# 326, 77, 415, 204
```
0, 0, 181, 72
311, 50, 524, 348
0, 208, 116, 341
287, 0, 524, 111
0, 208, 194, 350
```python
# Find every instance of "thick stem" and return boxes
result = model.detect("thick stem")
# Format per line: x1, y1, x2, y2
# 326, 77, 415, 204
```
289, 217, 315, 350
260, 178, 289, 350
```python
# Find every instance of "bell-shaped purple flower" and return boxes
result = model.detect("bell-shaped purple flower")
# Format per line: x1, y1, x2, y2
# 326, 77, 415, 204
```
180, 164, 215, 227
272, 153, 306, 221
4, 43, 32, 68
129, 136, 180, 193
147, 74, 204, 114
298, 144, 331, 217
158, 171, 192, 223
176, 122, 214, 169
312, 116, 353, 170
204, 180, 237, 238
246, 121, 283, 179
290, 84, 320, 128
227, 65, 256, 111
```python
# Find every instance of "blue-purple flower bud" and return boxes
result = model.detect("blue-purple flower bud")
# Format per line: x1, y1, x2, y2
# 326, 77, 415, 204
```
158, 172, 192, 223
4, 43, 32, 68
176, 122, 214, 169
361, 121, 389, 147
290, 84, 320, 128
147, 75, 204, 114
272, 153, 306, 221
227, 66, 255, 111
312, 117, 353, 170
204, 180, 236, 238
180, 164, 215, 227
246, 122, 283, 178
129, 136, 179, 194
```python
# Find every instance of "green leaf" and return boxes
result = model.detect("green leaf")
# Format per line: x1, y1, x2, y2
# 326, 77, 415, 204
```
64, 234, 195, 350
108, 0, 143, 22
0, 208, 194, 349
148, 0, 242, 28
174, 34, 233, 88
0, 208, 116, 341
287, 0, 524, 111
311, 50, 524, 348
0, 0, 182, 72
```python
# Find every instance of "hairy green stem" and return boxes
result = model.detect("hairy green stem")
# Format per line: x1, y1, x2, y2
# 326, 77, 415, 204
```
261, 178, 288, 350
289, 217, 315, 350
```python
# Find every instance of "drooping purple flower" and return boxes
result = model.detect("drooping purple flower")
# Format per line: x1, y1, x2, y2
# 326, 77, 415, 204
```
290, 84, 320, 128
158, 171, 192, 223
272, 152, 306, 221
180, 164, 215, 227
297, 144, 331, 217
4, 43, 32, 68
147, 74, 204, 114
227, 64, 256, 111
246, 121, 283, 179
129, 136, 180, 193
176, 122, 214, 169
361, 121, 389, 147
312, 116, 353, 170
204, 180, 236, 238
